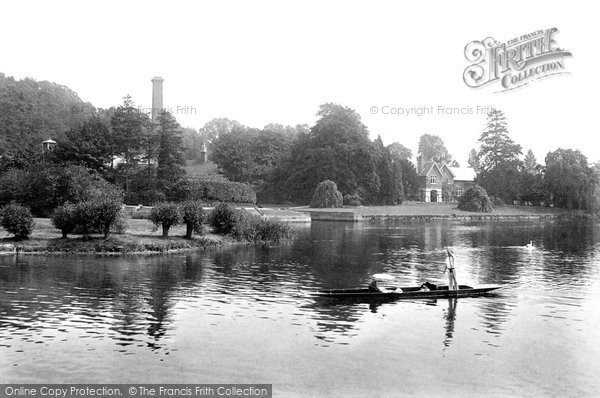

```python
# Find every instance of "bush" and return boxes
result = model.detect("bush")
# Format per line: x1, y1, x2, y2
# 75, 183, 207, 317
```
251, 218, 294, 243
209, 203, 244, 235
51, 203, 77, 238
458, 185, 493, 213
492, 197, 505, 208
93, 198, 124, 239
149, 202, 181, 237
0, 203, 35, 239
208, 203, 293, 242
311, 180, 343, 208
180, 200, 205, 239
343, 193, 362, 206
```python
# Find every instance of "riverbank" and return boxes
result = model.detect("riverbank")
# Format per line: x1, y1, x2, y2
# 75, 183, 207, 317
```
0, 218, 237, 255
299, 203, 583, 222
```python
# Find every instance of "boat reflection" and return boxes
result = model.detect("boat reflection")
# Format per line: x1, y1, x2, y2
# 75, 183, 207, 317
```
443, 298, 457, 348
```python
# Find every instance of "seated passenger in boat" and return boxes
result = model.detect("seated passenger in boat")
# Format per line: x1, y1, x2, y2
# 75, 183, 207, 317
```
420, 282, 437, 291
368, 280, 381, 292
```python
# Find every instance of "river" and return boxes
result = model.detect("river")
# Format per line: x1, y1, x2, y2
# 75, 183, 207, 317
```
1, 220, 599, 397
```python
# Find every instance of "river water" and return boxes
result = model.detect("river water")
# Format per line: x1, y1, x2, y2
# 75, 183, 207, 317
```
1, 220, 599, 397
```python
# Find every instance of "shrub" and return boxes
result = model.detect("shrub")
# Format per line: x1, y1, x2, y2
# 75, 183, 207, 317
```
208, 203, 293, 242
149, 202, 181, 237
251, 218, 294, 243
93, 198, 124, 239
72, 201, 98, 239
310, 180, 343, 208
51, 203, 77, 238
0, 203, 35, 239
180, 200, 206, 239
209, 203, 244, 235
458, 185, 493, 213
343, 193, 362, 206
492, 197, 505, 208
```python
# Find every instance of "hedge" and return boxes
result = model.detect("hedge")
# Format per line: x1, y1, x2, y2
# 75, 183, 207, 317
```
181, 178, 257, 204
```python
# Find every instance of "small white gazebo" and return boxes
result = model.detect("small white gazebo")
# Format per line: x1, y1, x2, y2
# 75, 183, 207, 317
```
42, 138, 57, 151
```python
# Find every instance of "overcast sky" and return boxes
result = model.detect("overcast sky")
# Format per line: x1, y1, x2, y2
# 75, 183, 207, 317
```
2, 0, 597, 165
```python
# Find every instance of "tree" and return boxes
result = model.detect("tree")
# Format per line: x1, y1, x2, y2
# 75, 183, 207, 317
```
468, 148, 481, 173
373, 136, 402, 205
180, 200, 205, 239
110, 95, 149, 165
0, 73, 91, 157
418, 134, 452, 164
398, 158, 419, 200
474, 108, 523, 201
211, 124, 297, 192
387, 142, 413, 161
181, 127, 203, 160
50, 203, 77, 238
149, 202, 181, 237
156, 111, 186, 187
199, 118, 241, 150
388, 144, 417, 200
282, 103, 378, 203
52, 118, 114, 171
477, 108, 522, 172
523, 149, 541, 174
544, 149, 593, 210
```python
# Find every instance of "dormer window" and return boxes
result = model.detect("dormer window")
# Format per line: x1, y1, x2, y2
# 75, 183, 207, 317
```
429, 175, 437, 184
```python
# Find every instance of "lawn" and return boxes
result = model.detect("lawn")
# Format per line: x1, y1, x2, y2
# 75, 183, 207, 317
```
303, 202, 575, 216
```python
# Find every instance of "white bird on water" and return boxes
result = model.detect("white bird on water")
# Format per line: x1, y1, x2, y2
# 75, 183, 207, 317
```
526, 241, 534, 250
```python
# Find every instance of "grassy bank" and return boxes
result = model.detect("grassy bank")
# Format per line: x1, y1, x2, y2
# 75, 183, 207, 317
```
0, 218, 236, 255
304, 203, 578, 216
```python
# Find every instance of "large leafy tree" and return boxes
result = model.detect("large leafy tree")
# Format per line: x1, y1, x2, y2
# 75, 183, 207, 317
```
52, 118, 114, 171
282, 103, 379, 203
544, 149, 593, 210
0, 73, 91, 157
387, 142, 413, 161
211, 124, 298, 194
418, 134, 452, 164
199, 117, 241, 149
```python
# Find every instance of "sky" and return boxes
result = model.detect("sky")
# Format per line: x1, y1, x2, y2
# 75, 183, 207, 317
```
1, 0, 597, 165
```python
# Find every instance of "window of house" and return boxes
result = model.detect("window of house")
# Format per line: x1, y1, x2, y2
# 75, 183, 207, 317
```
456, 188, 463, 197
429, 175, 437, 184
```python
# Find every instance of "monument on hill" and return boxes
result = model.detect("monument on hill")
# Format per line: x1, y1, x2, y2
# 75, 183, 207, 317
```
151, 76, 164, 121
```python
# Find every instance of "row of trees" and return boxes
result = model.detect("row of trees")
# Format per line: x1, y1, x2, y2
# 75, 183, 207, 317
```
210, 104, 404, 205
468, 108, 599, 211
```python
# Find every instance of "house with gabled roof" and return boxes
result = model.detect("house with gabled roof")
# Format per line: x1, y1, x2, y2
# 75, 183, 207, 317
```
417, 159, 476, 202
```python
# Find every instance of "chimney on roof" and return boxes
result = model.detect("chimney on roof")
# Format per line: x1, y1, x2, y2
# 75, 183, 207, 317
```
151, 76, 164, 121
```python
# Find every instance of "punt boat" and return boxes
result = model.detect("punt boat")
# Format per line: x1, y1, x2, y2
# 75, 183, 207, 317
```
312, 284, 502, 302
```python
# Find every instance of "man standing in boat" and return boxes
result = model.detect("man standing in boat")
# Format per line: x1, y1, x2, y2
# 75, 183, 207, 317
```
444, 248, 458, 291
